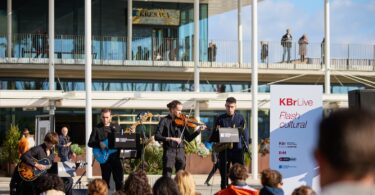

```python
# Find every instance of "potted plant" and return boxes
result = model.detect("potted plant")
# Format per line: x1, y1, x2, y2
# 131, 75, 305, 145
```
184, 140, 212, 174
0, 124, 21, 176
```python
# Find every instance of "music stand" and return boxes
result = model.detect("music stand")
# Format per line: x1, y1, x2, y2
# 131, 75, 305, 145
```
218, 127, 239, 188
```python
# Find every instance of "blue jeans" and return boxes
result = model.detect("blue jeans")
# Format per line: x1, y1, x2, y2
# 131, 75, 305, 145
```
282, 47, 291, 63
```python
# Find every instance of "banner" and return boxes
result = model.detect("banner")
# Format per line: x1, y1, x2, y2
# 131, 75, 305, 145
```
270, 85, 322, 194
133, 8, 180, 26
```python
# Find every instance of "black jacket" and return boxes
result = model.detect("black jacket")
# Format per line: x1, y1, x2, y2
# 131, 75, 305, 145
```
21, 143, 54, 167
155, 114, 201, 149
88, 122, 122, 149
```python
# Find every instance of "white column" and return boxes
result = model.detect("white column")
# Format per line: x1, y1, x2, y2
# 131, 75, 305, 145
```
194, 0, 201, 142
48, 0, 55, 91
85, 0, 93, 178
324, 0, 331, 94
7, 0, 12, 58
127, 0, 132, 60
48, 0, 55, 132
251, 0, 259, 180
238, 0, 243, 67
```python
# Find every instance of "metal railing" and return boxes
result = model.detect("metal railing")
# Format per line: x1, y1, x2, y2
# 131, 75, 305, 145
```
0, 34, 374, 71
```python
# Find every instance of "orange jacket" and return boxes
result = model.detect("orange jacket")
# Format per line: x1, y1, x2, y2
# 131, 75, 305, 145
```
217, 185, 259, 195
18, 137, 29, 158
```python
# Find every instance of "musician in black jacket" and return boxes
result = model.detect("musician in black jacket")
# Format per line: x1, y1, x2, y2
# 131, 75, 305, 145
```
155, 100, 206, 177
9, 132, 64, 195
210, 97, 249, 189
88, 108, 124, 191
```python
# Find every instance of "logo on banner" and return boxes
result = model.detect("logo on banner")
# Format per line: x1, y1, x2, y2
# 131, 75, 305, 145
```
279, 98, 314, 106
279, 157, 297, 161
278, 165, 297, 169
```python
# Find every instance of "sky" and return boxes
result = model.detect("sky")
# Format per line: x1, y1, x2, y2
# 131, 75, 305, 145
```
208, 0, 375, 45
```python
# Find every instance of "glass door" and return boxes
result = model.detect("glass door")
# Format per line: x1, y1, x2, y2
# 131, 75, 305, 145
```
152, 28, 178, 61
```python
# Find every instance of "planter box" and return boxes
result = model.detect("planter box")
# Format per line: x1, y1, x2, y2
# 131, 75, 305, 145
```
185, 154, 212, 174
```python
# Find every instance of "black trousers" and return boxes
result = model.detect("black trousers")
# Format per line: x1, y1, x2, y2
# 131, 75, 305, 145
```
162, 147, 185, 177
99, 152, 124, 191
205, 162, 219, 184
218, 149, 244, 189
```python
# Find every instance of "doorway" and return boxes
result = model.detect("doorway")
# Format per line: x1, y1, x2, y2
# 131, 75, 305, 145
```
152, 28, 178, 61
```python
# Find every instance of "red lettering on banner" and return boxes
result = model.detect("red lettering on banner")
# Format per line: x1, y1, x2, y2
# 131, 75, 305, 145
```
279, 98, 314, 106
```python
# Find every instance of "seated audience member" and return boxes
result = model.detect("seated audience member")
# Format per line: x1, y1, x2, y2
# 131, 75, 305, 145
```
291, 185, 316, 195
88, 179, 108, 195
122, 170, 152, 195
259, 169, 284, 195
216, 163, 258, 195
174, 170, 200, 195
153, 176, 181, 195
314, 109, 375, 195
37, 174, 65, 195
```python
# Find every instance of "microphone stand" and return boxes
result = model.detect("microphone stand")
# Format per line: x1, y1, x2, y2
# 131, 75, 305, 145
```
140, 120, 147, 172
239, 129, 252, 160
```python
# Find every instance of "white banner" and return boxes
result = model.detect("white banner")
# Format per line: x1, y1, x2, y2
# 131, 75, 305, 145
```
270, 85, 322, 194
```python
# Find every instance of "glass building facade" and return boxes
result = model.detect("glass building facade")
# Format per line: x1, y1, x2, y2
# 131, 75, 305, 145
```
0, 0, 208, 61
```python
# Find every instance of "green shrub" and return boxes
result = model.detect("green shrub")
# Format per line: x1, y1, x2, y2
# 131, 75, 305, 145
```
0, 124, 21, 164
70, 144, 84, 155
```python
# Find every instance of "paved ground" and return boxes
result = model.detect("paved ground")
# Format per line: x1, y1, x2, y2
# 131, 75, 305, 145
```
0, 174, 261, 195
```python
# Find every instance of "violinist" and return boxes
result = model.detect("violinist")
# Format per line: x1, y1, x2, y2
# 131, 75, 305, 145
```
155, 100, 206, 177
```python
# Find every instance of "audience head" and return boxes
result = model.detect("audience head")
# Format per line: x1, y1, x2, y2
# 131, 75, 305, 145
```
88, 179, 108, 195
153, 176, 181, 195
37, 174, 65, 192
22, 128, 30, 137
261, 169, 283, 188
314, 109, 375, 187
174, 170, 197, 195
228, 163, 249, 182
123, 170, 152, 195
292, 185, 316, 195
61, 126, 69, 136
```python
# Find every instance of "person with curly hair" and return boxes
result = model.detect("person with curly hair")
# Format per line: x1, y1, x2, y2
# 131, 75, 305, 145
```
174, 170, 200, 195
153, 176, 181, 195
88, 179, 108, 195
259, 169, 284, 195
121, 170, 152, 195
216, 163, 258, 195
37, 174, 65, 195
292, 185, 316, 195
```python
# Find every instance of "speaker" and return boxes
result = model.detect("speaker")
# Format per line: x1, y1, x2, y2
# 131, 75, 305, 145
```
348, 89, 375, 110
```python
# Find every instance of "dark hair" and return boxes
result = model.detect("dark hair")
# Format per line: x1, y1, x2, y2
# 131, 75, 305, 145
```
317, 108, 375, 179
101, 108, 111, 114
37, 174, 65, 192
88, 179, 108, 195
153, 176, 181, 195
228, 163, 248, 181
292, 185, 316, 195
260, 169, 282, 187
167, 100, 182, 110
123, 170, 152, 195
226, 97, 237, 104
44, 132, 59, 145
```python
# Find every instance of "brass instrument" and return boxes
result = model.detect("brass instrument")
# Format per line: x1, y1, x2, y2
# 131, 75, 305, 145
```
212, 142, 233, 153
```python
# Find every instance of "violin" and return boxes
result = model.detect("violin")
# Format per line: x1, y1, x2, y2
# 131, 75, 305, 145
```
174, 114, 205, 128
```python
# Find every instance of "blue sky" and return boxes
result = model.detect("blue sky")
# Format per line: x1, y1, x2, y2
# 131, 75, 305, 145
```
209, 0, 375, 44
